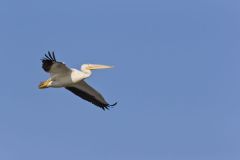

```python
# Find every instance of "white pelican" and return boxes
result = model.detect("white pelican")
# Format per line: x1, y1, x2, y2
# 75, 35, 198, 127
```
39, 51, 117, 110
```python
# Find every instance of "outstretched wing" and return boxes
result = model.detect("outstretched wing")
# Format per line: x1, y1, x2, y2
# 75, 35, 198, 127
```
65, 80, 117, 110
41, 51, 70, 75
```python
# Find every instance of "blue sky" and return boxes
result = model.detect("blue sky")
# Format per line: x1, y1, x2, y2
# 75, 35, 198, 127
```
0, 0, 240, 160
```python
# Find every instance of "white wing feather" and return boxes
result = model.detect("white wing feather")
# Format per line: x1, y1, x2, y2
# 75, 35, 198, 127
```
49, 62, 71, 76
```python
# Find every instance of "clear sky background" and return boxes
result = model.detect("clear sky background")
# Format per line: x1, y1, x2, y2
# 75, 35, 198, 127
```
0, 0, 239, 160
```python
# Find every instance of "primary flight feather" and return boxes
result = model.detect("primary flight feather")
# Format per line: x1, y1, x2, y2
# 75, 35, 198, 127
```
39, 51, 117, 110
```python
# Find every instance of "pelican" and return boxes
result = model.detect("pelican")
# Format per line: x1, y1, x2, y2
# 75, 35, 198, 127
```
39, 51, 117, 110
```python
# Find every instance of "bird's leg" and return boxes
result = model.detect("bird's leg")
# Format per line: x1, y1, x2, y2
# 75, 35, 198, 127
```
38, 79, 52, 89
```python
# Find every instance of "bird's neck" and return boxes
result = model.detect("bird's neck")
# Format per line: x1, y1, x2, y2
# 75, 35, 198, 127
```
81, 69, 92, 78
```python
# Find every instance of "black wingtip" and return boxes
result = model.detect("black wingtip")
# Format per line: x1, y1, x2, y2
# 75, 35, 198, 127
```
48, 51, 53, 60
41, 51, 57, 72
45, 53, 50, 59
110, 102, 118, 107
42, 51, 56, 62
102, 106, 109, 111
52, 51, 56, 61
102, 102, 118, 111
100, 102, 117, 111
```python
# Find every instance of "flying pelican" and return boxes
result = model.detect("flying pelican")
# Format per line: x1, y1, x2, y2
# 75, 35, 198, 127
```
39, 51, 117, 110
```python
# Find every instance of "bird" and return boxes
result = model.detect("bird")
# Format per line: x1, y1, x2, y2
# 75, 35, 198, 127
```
39, 51, 117, 110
